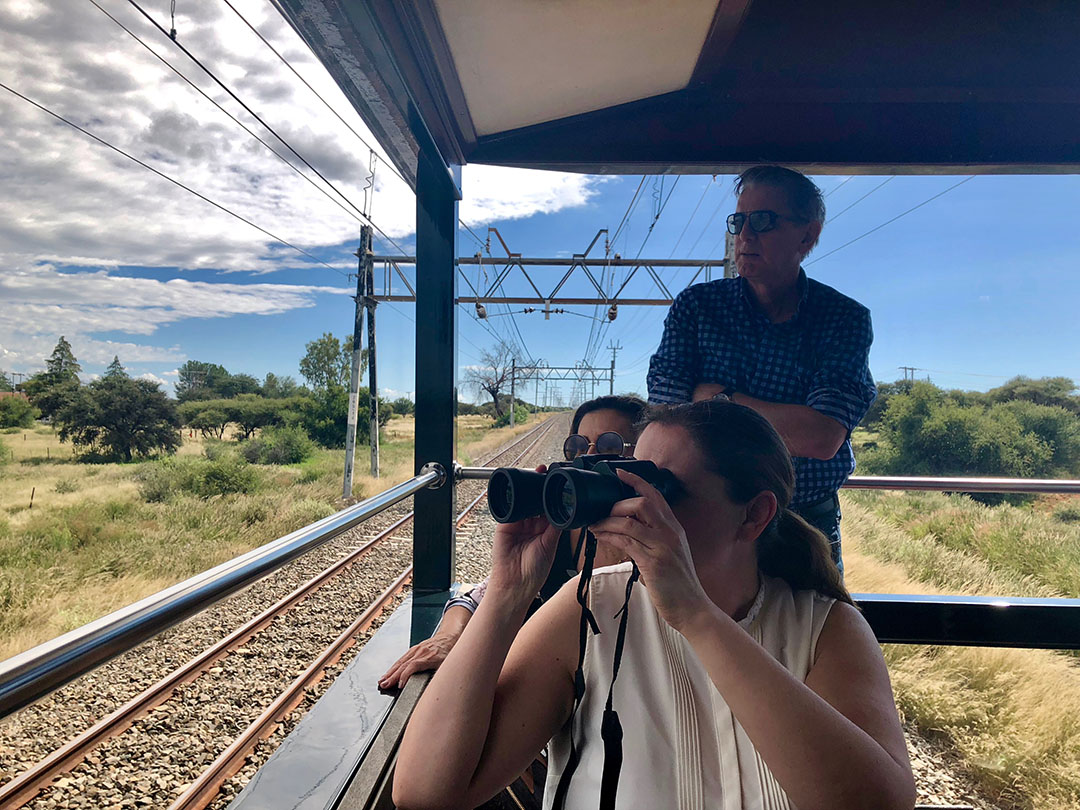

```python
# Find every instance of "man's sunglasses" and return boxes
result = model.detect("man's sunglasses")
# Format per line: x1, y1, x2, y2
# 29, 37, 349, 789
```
563, 431, 634, 460
726, 210, 808, 235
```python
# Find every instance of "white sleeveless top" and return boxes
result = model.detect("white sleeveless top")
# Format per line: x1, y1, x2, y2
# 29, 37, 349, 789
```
543, 564, 835, 810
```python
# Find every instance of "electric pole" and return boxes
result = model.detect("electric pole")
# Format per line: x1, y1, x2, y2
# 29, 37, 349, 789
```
607, 341, 622, 395
724, 230, 738, 279
343, 228, 367, 497
365, 232, 380, 478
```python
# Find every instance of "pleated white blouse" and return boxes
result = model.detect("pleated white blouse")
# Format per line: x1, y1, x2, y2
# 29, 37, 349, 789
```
543, 564, 836, 810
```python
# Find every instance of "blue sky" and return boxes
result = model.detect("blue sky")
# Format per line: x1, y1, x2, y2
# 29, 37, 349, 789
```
2, 0, 1078, 404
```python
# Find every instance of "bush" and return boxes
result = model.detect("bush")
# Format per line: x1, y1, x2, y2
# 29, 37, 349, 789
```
390, 397, 414, 416
54, 479, 80, 494
239, 426, 315, 465
0, 396, 39, 428
1054, 505, 1080, 524
493, 403, 530, 428
136, 455, 259, 502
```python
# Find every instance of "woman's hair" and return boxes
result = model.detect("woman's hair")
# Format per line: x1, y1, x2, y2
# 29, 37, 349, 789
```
570, 394, 648, 437
641, 400, 852, 605
735, 165, 826, 227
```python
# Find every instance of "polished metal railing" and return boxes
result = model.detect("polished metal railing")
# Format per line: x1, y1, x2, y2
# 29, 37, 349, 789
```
0, 464, 446, 719
456, 467, 1080, 494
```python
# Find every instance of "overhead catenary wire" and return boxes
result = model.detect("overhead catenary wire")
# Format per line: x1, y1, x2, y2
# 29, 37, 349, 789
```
807, 176, 975, 266
825, 176, 895, 224
226, 0, 486, 262
85, 0, 373, 234
220, 0, 410, 187
123, 0, 409, 257
0, 80, 351, 278
667, 176, 714, 258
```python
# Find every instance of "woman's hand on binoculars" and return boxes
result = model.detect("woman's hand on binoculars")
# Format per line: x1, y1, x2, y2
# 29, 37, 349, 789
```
489, 466, 563, 602
591, 469, 710, 633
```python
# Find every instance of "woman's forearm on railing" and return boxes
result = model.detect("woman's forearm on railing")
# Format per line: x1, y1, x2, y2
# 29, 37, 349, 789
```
393, 588, 532, 809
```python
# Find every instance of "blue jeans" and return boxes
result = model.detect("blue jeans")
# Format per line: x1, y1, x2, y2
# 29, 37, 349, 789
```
795, 494, 843, 577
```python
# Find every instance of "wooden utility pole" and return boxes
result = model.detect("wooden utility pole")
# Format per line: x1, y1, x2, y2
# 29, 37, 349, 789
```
509, 358, 516, 427
343, 226, 372, 498
365, 235, 380, 477
724, 230, 738, 278
608, 341, 622, 394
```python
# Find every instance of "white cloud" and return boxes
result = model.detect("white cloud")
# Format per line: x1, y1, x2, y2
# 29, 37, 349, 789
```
0, 0, 604, 376
0, 262, 350, 370
0, 0, 602, 273
137, 371, 168, 386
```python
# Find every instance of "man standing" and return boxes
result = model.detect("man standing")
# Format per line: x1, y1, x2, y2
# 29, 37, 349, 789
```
647, 166, 876, 573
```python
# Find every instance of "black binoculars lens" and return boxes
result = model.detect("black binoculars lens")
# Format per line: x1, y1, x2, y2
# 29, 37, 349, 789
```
487, 467, 546, 523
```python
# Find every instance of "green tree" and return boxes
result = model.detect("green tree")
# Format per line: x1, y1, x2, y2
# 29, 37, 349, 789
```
188, 407, 230, 439
299, 384, 388, 448
262, 372, 302, 399
22, 373, 79, 421
175, 361, 229, 402
104, 355, 127, 379
45, 336, 81, 381
986, 376, 1079, 413
56, 376, 181, 461
0, 395, 39, 428
0, 374, 13, 393
299, 333, 366, 391
390, 396, 414, 416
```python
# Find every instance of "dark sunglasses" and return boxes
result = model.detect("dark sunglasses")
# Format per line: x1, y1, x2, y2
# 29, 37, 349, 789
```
726, 210, 807, 235
563, 431, 634, 460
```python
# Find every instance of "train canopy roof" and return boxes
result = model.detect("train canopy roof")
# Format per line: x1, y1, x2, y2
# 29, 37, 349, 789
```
273, 0, 1080, 188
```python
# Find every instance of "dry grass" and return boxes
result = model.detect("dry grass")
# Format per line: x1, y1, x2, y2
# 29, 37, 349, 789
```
844, 495, 1080, 809
0, 414, 559, 659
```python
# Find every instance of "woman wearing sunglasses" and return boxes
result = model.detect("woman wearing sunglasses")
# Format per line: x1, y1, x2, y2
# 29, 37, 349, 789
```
379, 394, 647, 691
394, 400, 914, 810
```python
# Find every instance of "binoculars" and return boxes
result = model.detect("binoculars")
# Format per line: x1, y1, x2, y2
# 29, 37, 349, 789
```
487, 454, 681, 530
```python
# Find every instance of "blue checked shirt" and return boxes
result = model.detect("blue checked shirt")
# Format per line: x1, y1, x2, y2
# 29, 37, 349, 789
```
647, 270, 876, 508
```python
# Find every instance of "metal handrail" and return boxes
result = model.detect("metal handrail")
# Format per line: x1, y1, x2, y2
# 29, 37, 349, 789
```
455, 467, 1080, 494
0, 466, 446, 719
843, 475, 1080, 493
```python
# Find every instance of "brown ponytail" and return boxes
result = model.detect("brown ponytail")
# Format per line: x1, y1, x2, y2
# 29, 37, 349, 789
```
759, 508, 852, 605
641, 400, 853, 606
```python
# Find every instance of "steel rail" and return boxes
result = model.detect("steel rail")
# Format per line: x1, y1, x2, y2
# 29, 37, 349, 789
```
0, 416, 561, 809
0, 510, 416, 809
167, 417, 560, 809
168, 568, 415, 810
0, 469, 444, 719
455, 469, 1080, 494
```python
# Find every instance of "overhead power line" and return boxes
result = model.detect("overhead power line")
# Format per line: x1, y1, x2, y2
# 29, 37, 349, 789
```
219, 0, 409, 186
825, 176, 895, 224
0, 81, 350, 276
609, 176, 647, 247
667, 176, 714, 258
86, 0, 371, 232
124, 0, 408, 256
808, 176, 975, 266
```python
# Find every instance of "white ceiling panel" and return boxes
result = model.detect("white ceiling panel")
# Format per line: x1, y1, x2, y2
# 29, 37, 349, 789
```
432, 0, 720, 136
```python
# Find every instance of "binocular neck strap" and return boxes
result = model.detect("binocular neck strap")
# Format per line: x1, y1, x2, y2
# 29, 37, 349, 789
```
553, 535, 640, 810
552, 529, 601, 810
598, 560, 639, 810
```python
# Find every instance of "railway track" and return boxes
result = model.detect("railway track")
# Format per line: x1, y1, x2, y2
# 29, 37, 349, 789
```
1, 414, 566, 810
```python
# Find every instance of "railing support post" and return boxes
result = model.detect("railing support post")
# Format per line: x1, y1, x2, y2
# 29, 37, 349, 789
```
412, 151, 460, 643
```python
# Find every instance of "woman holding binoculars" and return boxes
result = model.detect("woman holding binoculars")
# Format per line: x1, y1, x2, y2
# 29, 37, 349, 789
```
379, 394, 649, 692
393, 399, 914, 810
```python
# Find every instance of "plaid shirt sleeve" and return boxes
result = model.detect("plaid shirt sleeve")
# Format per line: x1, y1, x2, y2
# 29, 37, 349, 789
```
805, 302, 877, 434
647, 288, 700, 404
